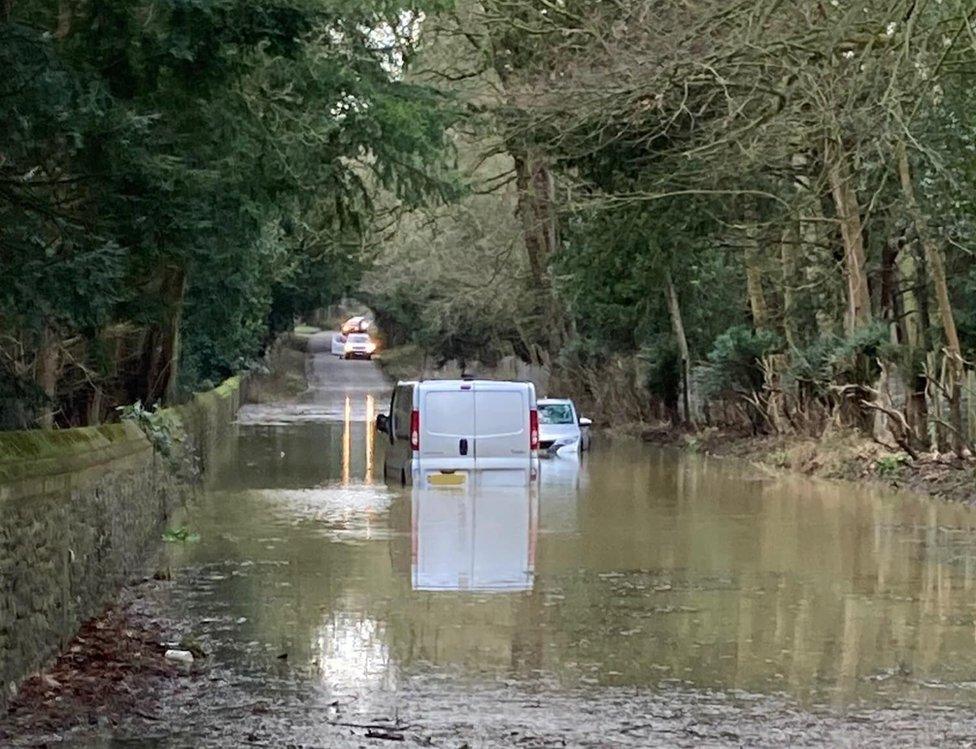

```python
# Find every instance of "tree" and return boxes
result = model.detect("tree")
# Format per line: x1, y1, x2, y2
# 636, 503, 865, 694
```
1, 0, 457, 427
379, 0, 976, 443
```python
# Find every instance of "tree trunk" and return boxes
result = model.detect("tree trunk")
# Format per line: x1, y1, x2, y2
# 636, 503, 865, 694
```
913, 244, 939, 451
743, 228, 769, 331
143, 328, 164, 405
906, 266, 929, 447
513, 150, 565, 349
88, 386, 103, 426
897, 140, 965, 455
142, 266, 186, 406
780, 223, 799, 349
664, 270, 693, 425
896, 239, 921, 350
163, 269, 187, 403
513, 151, 556, 292
826, 140, 872, 333
35, 324, 61, 428
887, 238, 927, 447
801, 194, 840, 335
879, 239, 899, 344
55, 0, 74, 38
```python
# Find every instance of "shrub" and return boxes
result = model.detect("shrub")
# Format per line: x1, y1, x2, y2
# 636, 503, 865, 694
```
117, 401, 180, 457
788, 322, 894, 395
698, 325, 782, 399
875, 453, 910, 478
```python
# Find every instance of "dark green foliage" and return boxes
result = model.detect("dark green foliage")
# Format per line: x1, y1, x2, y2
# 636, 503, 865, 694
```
1, 0, 457, 425
552, 200, 745, 397
0, 22, 129, 335
638, 337, 680, 411
699, 326, 782, 399
788, 323, 894, 395
956, 268, 976, 353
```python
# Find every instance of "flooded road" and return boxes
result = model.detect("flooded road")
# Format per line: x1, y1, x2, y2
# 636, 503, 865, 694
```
84, 336, 976, 744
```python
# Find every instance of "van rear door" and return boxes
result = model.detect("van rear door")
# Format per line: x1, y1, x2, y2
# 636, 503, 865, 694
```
474, 384, 531, 485
419, 384, 475, 482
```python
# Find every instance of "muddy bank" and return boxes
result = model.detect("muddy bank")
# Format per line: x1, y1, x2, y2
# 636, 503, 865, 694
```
640, 424, 976, 504
0, 579, 192, 746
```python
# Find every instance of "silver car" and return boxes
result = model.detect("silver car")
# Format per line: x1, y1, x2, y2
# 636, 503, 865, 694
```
537, 398, 592, 454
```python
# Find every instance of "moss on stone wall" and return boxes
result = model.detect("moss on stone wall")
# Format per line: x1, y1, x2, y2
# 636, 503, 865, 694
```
0, 423, 148, 493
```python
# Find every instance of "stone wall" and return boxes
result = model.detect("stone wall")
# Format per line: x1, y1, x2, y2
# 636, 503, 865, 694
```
174, 376, 244, 477
0, 377, 246, 707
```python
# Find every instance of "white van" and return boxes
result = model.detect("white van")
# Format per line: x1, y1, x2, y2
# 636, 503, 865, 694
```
377, 379, 539, 487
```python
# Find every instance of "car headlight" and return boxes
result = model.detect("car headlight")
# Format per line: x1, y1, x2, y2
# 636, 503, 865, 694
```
366, 342, 376, 353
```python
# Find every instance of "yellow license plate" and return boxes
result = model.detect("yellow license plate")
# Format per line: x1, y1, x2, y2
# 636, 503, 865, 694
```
428, 472, 466, 486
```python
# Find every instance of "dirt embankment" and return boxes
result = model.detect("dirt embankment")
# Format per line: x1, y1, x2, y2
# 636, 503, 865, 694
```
243, 332, 312, 404
640, 424, 976, 504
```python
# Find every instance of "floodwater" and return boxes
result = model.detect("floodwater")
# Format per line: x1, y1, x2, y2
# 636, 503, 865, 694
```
73, 342, 976, 744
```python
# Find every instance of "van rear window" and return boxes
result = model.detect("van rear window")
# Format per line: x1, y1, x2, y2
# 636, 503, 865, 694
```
475, 391, 525, 436
425, 391, 473, 436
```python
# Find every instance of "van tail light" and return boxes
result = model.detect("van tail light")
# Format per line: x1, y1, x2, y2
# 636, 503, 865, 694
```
410, 409, 420, 451
529, 409, 539, 451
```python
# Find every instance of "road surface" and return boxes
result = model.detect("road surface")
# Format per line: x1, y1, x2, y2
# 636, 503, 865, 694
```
238, 330, 390, 424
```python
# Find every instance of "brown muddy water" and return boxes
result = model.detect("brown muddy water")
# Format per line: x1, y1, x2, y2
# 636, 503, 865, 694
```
30, 355, 976, 745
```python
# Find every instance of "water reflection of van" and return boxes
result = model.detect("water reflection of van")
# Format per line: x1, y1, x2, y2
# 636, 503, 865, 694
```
376, 379, 539, 488
411, 488, 538, 592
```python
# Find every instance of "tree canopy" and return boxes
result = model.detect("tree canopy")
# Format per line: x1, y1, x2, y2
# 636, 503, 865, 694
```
368, 0, 976, 451
8, 0, 976, 454
1, 0, 456, 427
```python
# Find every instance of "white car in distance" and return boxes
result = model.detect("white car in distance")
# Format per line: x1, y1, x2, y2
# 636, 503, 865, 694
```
537, 398, 591, 454
343, 333, 376, 360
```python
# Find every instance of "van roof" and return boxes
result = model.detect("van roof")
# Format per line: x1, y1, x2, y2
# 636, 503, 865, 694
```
397, 379, 533, 390
423, 379, 531, 387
